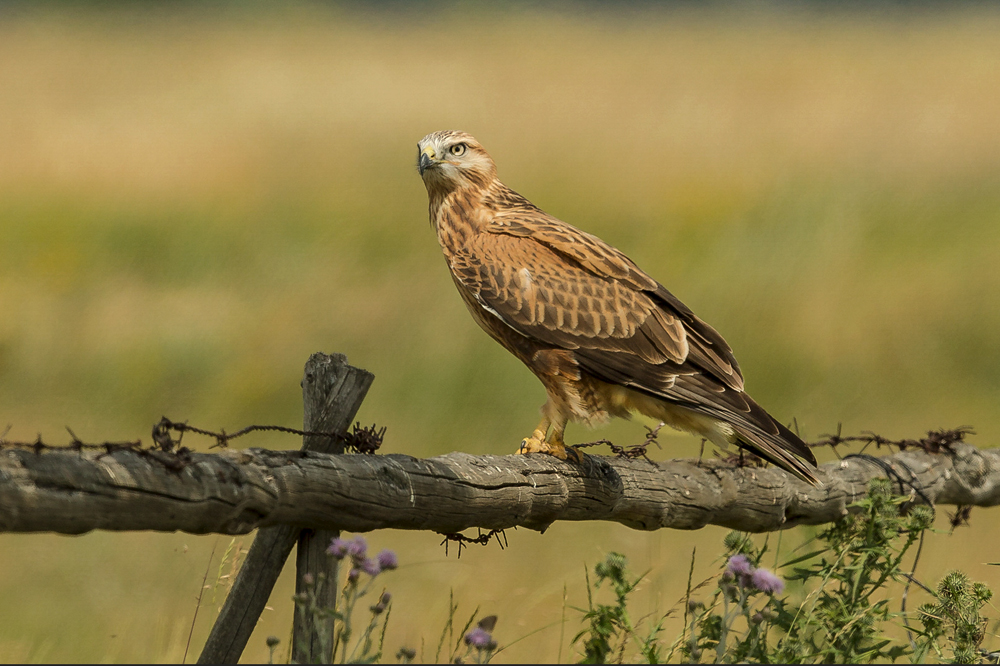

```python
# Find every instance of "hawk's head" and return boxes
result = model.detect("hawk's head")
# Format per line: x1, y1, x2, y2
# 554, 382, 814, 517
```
417, 131, 497, 193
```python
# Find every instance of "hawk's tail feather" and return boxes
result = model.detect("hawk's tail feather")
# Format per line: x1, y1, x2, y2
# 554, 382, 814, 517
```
733, 422, 822, 487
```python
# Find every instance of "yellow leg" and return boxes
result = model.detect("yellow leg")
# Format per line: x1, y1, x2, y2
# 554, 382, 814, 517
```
543, 423, 583, 463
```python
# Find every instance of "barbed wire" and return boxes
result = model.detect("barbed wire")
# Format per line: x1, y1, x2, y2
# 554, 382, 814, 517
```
151, 417, 385, 454
808, 424, 974, 457
0, 417, 387, 463
948, 505, 973, 532
438, 528, 510, 558
0, 424, 145, 455
572, 422, 666, 463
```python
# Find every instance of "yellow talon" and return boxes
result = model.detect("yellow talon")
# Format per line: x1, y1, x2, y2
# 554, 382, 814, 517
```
516, 429, 582, 463
517, 429, 548, 455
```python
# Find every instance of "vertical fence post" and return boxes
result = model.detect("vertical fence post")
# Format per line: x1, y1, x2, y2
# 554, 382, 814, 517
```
197, 353, 373, 664
291, 353, 374, 663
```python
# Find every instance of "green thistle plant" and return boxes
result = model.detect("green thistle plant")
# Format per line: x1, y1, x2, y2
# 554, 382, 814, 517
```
588, 479, 995, 664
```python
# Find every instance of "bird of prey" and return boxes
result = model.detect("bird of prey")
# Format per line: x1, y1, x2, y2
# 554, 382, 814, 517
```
416, 130, 820, 485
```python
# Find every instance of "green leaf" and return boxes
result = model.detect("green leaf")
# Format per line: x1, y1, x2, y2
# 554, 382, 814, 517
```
779, 549, 829, 569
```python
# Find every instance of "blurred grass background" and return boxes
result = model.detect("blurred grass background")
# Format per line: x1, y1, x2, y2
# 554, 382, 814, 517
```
1, 2, 999, 662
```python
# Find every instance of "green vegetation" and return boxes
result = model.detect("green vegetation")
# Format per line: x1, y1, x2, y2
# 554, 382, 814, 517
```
567, 481, 995, 663
1, 3, 999, 662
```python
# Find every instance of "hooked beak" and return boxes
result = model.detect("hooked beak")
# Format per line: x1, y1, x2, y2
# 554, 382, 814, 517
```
418, 145, 437, 176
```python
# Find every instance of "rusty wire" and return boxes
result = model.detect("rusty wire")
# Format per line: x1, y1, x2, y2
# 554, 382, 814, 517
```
0, 423, 145, 456
808, 424, 974, 458
948, 505, 973, 532
438, 528, 510, 558
0, 417, 386, 464
573, 422, 666, 463
152, 417, 385, 454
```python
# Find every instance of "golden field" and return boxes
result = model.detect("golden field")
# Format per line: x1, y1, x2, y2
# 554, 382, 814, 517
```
1, 3, 999, 662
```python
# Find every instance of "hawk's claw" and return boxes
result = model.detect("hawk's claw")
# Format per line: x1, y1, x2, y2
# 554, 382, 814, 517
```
517, 435, 546, 456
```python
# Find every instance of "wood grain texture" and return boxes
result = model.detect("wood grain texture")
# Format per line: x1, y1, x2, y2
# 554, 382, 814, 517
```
196, 352, 373, 665
2, 443, 997, 537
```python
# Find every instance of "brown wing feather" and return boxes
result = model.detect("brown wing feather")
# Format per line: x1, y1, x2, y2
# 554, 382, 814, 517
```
488, 206, 743, 390
451, 234, 688, 366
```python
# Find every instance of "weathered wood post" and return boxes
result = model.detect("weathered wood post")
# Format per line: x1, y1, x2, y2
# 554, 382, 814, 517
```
292, 354, 374, 663
197, 353, 373, 664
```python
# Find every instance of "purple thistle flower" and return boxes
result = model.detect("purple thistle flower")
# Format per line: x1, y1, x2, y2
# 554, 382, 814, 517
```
376, 549, 399, 571
750, 568, 785, 595
346, 536, 368, 559
347, 568, 360, 584
327, 537, 350, 559
360, 557, 382, 577
464, 627, 492, 649
726, 554, 753, 577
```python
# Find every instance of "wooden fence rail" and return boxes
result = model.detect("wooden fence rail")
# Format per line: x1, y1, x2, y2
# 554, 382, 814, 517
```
3, 435, 1000, 537
1, 353, 997, 663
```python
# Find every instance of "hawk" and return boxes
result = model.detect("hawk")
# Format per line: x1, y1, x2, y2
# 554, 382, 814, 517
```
416, 130, 820, 485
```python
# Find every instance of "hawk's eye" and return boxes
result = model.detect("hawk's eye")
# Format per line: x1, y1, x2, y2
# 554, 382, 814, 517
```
449, 143, 467, 157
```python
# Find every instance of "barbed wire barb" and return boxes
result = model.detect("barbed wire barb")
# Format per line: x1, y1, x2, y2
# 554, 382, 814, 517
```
438, 528, 509, 559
